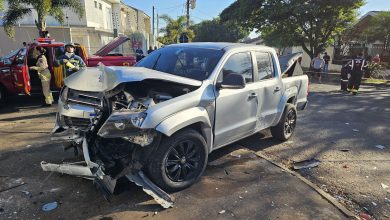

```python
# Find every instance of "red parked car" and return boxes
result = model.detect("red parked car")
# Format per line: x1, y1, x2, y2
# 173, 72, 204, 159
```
0, 36, 136, 103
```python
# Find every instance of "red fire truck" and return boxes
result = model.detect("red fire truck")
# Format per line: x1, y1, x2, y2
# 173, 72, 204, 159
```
0, 36, 137, 103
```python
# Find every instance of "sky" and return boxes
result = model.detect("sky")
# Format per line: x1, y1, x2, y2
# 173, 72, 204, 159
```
124, 0, 390, 37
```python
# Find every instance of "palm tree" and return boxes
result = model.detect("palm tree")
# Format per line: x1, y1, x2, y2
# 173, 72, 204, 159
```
3, 0, 84, 38
159, 15, 194, 44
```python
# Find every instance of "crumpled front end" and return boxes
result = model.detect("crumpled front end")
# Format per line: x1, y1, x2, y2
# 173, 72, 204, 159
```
42, 69, 200, 208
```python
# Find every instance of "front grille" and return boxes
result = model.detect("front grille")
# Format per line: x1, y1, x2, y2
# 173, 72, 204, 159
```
63, 116, 91, 130
67, 89, 103, 107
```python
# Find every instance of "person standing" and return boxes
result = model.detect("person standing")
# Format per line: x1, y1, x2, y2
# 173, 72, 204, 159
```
56, 43, 86, 77
29, 46, 53, 106
347, 52, 368, 95
372, 54, 381, 64
311, 53, 325, 83
147, 46, 154, 54
323, 52, 331, 77
135, 46, 145, 62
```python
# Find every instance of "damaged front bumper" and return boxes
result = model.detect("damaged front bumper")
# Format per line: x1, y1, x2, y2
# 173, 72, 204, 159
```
41, 137, 174, 208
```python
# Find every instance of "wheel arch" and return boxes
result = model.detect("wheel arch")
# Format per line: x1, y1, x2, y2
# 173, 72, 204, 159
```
155, 107, 213, 153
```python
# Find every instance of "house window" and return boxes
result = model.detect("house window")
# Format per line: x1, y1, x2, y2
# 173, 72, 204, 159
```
94, 1, 97, 8
99, 3, 102, 10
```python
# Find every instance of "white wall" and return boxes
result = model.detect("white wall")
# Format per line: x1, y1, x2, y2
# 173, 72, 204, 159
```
85, 0, 114, 31
290, 46, 342, 72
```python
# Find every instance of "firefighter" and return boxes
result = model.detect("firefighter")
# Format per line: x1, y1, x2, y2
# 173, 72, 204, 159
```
340, 61, 351, 92
56, 43, 86, 76
29, 46, 53, 106
347, 52, 368, 95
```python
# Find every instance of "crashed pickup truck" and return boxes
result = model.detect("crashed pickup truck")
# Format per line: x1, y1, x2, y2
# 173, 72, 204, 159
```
42, 43, 308, 208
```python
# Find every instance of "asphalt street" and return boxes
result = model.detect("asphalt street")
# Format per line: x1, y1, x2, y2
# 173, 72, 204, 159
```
0, 81, 389, 219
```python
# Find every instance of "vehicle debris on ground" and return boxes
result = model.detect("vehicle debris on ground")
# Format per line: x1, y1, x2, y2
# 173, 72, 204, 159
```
293, 159, 320, 170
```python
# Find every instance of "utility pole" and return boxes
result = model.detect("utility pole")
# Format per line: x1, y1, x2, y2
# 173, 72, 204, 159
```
157, 12, 159, 39
186, 0, 190, 27
152, 6, 155, 36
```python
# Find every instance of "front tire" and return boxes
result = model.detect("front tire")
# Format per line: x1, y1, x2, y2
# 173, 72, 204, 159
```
147, 129, 208, 192
271, 103, 297, 141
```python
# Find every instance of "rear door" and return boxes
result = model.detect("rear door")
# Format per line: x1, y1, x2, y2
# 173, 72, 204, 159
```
253, 51, 283, 128
10, 48, 31, 94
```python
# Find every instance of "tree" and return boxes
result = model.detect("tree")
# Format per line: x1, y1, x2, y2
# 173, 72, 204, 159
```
159, 15, 194, 44
364, 12, 390, 52
220, 0, 364, 59
3, 0, 84, 38
191, 18, 248, 42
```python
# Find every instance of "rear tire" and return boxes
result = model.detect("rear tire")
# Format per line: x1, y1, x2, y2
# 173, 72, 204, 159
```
147, 128, 208, 192
271, 103, 297, 141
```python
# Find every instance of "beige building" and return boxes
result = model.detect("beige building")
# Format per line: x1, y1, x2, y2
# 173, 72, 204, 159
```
0, 0, 153, 56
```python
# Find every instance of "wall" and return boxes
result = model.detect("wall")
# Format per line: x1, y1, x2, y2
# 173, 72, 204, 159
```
85, 0, 115, 31
70, 27, 114, 54
0, 27, 71, 56
289, 46, 342, 72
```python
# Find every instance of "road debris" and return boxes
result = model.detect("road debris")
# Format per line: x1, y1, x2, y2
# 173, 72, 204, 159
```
218, 210, 226, 214
42, 201, 58, 212
371, 202, 377, 206
359, 213, 373, 220
345, 123, 350, 125
0, 181, 26, 193
230, 153, 241, 158
381, 183, 389, 190
293, 159, 320, 170
25, 145, 32, 148
342, 165, 348, 168
375, 145, 385, 150
352, 129, 359, 132
339, 149, 350, 152
21, 190, 32, 198
239, 196, 243, 199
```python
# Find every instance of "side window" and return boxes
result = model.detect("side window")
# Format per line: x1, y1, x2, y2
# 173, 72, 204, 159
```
255, 52, 274, 80
222, 52, 253, 83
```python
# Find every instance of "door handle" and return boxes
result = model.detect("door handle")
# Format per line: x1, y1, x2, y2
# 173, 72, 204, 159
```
274, 86, 281, 92
248, 92, 257, 98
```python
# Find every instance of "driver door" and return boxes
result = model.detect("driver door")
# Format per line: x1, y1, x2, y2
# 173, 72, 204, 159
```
11, 48, 31, 94
213, 52, 259, 148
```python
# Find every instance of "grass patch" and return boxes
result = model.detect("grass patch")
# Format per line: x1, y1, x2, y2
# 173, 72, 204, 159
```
363, 78, 387, 84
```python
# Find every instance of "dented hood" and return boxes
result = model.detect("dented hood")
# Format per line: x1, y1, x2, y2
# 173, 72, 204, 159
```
64, 66, 202, 92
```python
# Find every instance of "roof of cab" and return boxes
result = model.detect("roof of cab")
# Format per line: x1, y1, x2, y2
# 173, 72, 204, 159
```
165, 42, 273, 51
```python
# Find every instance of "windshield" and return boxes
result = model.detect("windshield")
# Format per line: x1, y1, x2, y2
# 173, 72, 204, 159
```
1, 50, 19, 61
135, 46, 224, 81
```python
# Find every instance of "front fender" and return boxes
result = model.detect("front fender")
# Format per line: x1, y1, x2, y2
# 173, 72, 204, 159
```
155, 107, 213, 152
156, 107, 211, 136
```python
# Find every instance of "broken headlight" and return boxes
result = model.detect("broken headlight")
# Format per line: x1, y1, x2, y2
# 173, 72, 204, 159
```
97, 111, 148, 138
131, 112, 147, 128
60, 86, 69, 103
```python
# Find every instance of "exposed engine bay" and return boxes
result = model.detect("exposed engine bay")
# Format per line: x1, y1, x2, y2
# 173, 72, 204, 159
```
43, 78, 200, 208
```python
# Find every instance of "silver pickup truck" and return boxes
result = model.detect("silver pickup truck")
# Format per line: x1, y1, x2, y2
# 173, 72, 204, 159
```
42, 43, 308, 207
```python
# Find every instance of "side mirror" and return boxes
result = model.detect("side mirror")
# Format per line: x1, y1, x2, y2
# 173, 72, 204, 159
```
217, 73, 246, 89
